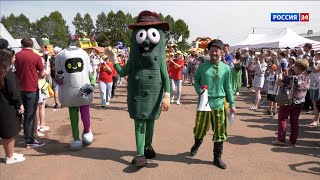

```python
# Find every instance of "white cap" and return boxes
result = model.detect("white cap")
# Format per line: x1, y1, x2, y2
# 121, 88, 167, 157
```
243, 47, 249, 51
288, 56, 296, 61
54, 47, 62, 53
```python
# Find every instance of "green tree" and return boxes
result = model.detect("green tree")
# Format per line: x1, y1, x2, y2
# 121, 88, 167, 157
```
164, 15, 175, 43
106, 10, 132, 47
1, 13, 32, 38
72, 13, 84, 35
32, 11, 70, 48
48, 11, 70, 48
171, 19, 190, 51
95, 12, 110, 47
158, 13, 165, 21
33, 12, 70, 48
32, 15, 54, 44
83, 13, 94, 36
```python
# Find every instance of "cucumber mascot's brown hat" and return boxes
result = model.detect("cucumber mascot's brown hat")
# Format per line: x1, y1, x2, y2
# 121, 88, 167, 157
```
128, 10, 170, 31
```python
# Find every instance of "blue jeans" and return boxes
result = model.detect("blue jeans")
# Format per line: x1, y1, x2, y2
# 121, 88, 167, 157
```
21, 91, 39, 142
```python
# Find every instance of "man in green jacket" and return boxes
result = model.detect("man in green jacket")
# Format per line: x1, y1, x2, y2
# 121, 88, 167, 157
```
190, 39, 236, 169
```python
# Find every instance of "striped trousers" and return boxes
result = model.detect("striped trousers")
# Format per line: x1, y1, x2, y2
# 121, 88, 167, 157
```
193, 108, 227, 142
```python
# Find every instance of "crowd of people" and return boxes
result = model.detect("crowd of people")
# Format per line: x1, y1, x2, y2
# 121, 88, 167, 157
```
0, 36, 319, 166
179, 42, 319, 147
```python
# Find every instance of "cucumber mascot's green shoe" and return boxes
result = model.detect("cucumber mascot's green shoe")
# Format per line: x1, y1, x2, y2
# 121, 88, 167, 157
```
105, 10, 171, 167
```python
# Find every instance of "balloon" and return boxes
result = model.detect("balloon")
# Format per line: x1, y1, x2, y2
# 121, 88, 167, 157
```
115, 41, 124, 49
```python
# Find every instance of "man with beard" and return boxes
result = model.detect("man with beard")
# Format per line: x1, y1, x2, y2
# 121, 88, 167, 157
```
190, 39, 236, 169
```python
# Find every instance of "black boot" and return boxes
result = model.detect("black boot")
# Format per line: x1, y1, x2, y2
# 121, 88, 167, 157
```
131, 155, 147, 167
190, 138, 203, 157
213, 142, 227, 169
144, 146, 156, 159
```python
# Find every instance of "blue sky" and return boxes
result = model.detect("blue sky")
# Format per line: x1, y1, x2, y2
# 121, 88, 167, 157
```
1, 1, 319, 44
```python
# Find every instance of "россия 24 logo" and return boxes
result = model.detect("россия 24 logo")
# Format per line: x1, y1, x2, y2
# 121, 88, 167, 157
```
271, 13, 309, 22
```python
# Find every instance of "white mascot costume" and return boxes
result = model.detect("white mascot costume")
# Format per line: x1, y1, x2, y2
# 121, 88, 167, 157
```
55, 46, 95, 150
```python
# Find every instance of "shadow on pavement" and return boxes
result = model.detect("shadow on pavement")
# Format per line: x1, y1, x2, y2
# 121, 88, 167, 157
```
289, 161, 320, 176
227, 135, 320, 158
22, 138, 213, 173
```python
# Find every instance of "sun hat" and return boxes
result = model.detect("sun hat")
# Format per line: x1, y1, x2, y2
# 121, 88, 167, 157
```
128, 10, 169, 31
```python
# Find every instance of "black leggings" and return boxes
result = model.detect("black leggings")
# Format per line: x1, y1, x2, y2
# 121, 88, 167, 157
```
111, 76, 118, 96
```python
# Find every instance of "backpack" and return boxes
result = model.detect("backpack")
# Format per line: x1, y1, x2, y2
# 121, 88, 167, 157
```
234, 63, 241, 71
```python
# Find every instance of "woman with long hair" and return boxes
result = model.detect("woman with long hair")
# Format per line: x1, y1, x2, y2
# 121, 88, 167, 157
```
250, 53, 268, 110
0, 48, 25, 164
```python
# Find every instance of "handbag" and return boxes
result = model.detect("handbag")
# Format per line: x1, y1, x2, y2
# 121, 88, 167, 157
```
275, 77, 293, 106
234, 63, 241, 71
38, 79, 49, 93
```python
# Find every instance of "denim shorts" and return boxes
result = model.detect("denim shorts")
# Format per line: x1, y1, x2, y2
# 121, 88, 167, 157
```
310, 89, 319, 101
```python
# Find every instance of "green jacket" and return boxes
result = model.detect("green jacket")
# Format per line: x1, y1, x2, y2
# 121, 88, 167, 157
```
194, 61, 235, 109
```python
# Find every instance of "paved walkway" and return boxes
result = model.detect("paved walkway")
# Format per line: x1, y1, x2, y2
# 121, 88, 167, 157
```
0, 84, 319, 179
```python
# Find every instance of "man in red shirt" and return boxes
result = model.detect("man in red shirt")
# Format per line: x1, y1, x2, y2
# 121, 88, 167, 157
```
15, 37, 50, 148
169, 51, 185, 105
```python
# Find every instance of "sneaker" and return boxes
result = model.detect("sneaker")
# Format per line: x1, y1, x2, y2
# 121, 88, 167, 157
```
26, 139, 46, 148
170, 97, 174, 103
271, 140, 285, 146
176, 100, 181, 105
144, 146, 156, 159
6, 152, 24, 159
82, 130, 93, 146
306, 110, 314, 114
288, 141, 296, 147
37, 131, 45, 137
70, 140, 83, 151
5, 153, 25, 164
106, 102, 110, 106
309, 121, 319, 126
53, 103, 59, 109
131, 155, 147, 167
38, 125, 49, 132
235, 92, 240, 96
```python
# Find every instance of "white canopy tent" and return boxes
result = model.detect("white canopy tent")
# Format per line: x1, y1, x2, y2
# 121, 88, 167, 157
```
0, 23, 21, 52
231, 28, 320, 50
15, 38, 41, 50
231, 34, 266, 50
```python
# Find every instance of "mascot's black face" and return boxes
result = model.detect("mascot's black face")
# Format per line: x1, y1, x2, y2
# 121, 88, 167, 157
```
65, 58, 84, 73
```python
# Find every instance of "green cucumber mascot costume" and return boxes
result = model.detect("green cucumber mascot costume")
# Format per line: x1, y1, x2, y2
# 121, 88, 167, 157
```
105, 10, 171, 167
55, 46, 95, 150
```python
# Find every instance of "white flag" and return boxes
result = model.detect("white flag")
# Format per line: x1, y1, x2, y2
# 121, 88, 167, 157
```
178, 35, 183, 42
